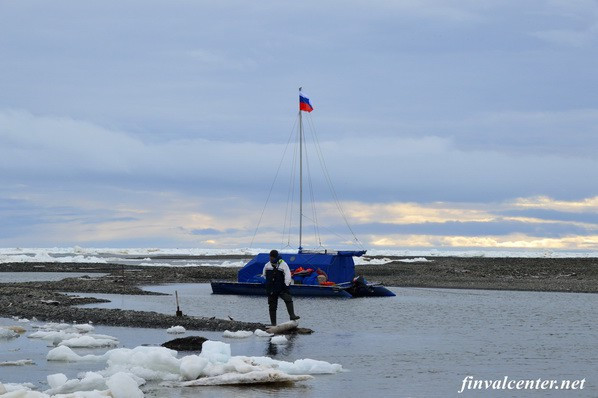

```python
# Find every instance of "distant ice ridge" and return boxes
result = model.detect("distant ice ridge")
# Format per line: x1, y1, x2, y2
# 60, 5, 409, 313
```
2, 247, 596, 266
0, 247, 262, 266
138, 260, 246, 267
397, 257, 433, 263
365, 249, 598, 258
0, 251, 108, 264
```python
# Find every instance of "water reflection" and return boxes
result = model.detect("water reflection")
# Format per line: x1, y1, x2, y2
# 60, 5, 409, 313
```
266, 334, 297, 357
4, 285, 598, 398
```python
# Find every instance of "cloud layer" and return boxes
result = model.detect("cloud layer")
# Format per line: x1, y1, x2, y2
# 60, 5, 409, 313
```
1, 1, 598, 250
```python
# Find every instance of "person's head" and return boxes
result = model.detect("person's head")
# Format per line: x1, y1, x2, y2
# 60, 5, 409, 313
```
269, 249, 279, 263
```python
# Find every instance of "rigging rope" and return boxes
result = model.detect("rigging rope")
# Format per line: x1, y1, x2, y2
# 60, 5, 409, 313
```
250, 110, 366, 251
284, 120, 300, 247
305, 114, 365, 250
303, 132, 322, 247
249, 116, 298, 249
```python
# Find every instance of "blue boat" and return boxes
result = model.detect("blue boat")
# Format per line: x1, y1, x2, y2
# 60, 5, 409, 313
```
211, 89, 395, 298
211, 250, 396, 298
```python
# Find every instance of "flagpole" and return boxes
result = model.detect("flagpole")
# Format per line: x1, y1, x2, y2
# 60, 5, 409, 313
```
298, 87, 303, 253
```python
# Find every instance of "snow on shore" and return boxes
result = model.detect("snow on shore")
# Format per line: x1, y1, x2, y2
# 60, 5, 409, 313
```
396, 257, 433, 263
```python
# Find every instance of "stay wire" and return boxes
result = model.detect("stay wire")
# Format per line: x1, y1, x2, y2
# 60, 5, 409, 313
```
284, 122, 300, 247
250, 115, 298, 248
303, 134, 322, 248
305, 114, 365, 250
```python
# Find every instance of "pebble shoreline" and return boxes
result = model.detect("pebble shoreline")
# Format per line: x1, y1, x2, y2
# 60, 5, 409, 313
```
0, 257, 596, 332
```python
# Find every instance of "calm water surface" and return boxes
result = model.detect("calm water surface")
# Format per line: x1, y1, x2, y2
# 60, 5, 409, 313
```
1, 284, 596, 397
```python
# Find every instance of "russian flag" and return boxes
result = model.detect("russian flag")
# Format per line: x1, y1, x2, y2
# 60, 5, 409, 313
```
299, 92, 314, 112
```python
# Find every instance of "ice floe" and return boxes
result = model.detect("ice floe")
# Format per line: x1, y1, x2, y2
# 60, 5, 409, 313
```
222, 330, 253, 338
0, 382, 36, 393
7, 322, 343, 396
270, 335, 288, 345
73, 324, 95, 333
164, 369, 313, 386
254, 329, 273, 337
58, 336, 118, 348
0, 328, 19, 339
105, 372, 144, 398
166, 326, 186, 334
29, 324, 118, 347
0, 359, 35, 366
47, 346, 108, 362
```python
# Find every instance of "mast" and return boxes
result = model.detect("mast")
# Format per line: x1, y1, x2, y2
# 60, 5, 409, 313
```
298, 87, 304, 252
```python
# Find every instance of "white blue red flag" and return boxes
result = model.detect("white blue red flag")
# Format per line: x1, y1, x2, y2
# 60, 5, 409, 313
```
299, 92, 314, 112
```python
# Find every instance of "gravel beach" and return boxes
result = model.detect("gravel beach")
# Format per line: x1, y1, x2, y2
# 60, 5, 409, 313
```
0, 256, 596, 332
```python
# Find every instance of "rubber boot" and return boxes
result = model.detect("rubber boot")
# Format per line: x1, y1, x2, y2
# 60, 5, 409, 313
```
285, 301, 300, 321
269, 310, 277, 326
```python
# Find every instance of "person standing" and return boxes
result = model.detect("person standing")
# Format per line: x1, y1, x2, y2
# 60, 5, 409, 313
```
262, 249, 300, 326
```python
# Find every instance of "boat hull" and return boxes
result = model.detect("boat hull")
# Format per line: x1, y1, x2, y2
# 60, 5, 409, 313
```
210, 281, 394, 298
346, 284, 396, 297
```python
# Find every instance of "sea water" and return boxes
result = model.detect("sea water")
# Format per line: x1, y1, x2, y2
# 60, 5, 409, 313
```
1, 285, 596, 397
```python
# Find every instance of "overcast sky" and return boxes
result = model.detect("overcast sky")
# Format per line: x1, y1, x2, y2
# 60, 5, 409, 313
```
1, 0, 598, 250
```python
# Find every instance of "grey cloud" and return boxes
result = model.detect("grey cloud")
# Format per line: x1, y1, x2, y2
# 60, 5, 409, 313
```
1, 1, 598, 247
3, 110, 598, 205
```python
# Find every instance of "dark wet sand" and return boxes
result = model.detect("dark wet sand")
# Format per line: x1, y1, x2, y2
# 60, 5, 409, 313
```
0, 257, 595, 332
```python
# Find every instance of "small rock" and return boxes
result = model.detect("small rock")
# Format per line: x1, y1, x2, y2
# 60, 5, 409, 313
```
162, 336, 208, 351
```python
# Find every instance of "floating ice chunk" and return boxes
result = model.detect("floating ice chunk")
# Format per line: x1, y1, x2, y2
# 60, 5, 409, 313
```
222, 330, 253, 338
166, 326, 186, 334
165, 369, 313, 386
199, 340, 231, 363
254, 329, 273, 337
103, 346, 181, 381
270, 335, 288, 345
59, 336, 119, 348
0, 359, 35, 366
249, 356, 344, 374
88, 333, 119, 341
73, 324, 95, 333
47, 346, 107, 362
0, 382, 38, 396
29, 330, 79, 340
106, 372, 143, 398
47, 373, 68, 389
0, 328, 18, 339
224, 357, 263, 374
44, 371, 106, 396
36, 322, 72, 331
288, 358, 343, 374
179, 355, 209, 380
29, 330, 84, 345
18, 318, 30, 323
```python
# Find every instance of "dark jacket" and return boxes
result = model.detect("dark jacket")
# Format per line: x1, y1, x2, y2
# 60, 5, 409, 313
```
262, 258, 291, 294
